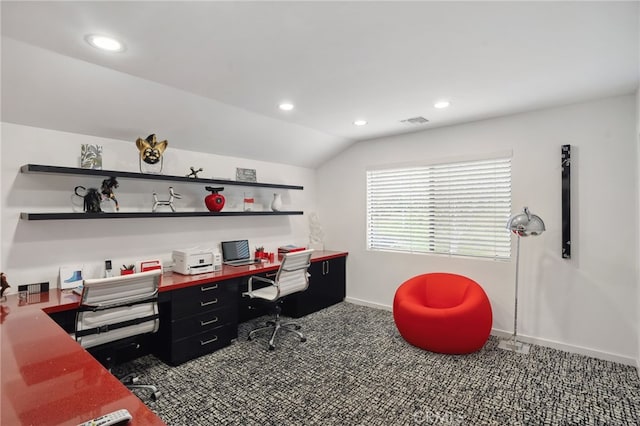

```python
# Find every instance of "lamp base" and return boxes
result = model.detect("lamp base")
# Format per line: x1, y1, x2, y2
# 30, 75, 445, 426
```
498, 338, 530, 355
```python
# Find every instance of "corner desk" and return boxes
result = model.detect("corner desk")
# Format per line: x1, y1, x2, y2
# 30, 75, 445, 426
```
0, 250, 347, 425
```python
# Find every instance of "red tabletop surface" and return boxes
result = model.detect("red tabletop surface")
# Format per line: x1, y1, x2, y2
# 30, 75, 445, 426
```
0, 250, 346, 425
160, 250, 348, 291
0, 295, 165, 425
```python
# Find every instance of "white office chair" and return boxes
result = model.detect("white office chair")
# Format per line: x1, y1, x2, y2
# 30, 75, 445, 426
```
74, 270, 161, 400
243, 249, 313, 350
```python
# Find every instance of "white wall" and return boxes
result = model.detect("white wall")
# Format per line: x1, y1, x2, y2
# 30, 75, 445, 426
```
318, 95, 638, 362
636, 86, 640, 372
1, 123, 317, 287
636, 6, 640, 376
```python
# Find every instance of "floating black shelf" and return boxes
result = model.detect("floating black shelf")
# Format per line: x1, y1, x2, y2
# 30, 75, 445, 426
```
20, 211, 304, 221
20, 164, 304, 190
20, 164, 305, 221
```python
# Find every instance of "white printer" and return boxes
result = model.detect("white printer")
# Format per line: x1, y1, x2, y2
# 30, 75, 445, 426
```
172, 248, 221, 275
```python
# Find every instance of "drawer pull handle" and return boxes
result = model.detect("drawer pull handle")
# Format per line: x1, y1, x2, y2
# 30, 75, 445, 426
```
200, 298, 218, 306
201, 284, 218, 291
200, 317, 219, 326
200, 336, 218, 346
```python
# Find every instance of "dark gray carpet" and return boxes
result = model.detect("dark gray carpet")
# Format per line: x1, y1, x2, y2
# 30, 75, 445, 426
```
116, 302, 640, 425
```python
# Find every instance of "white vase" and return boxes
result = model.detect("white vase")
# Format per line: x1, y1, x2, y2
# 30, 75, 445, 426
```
271, 193, 283, 211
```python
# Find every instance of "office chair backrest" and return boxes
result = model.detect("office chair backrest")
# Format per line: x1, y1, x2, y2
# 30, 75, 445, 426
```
275, 249, 313, 298
75, 270, 161, 349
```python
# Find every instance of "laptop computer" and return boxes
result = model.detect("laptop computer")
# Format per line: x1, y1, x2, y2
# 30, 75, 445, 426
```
221, 240, 261, 266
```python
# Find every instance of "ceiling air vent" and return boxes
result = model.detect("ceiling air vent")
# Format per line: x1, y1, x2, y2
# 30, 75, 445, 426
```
400, 116, 429, 125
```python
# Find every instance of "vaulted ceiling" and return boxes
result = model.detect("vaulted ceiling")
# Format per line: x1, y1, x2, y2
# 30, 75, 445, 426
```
2, 1, 638, 168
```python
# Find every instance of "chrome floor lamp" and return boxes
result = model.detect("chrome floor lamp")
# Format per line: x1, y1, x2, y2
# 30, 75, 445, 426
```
498, 206, 545, 355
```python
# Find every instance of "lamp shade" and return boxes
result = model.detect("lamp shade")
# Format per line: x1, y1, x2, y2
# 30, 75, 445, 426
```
506, 207, 545, 237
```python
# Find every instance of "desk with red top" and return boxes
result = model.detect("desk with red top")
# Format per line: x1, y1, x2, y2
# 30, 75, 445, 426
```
0, 250, 347, 426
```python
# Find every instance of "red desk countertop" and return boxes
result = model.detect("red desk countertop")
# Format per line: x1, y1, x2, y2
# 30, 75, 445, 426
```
0, 250, 347, 425
0, 296, 165, 425
160, 249, 348, 291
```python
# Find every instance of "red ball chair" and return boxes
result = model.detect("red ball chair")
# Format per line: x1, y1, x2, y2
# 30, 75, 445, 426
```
393, 273, 492, 354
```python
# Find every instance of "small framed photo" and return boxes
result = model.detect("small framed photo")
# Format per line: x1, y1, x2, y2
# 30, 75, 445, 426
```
236, 167, 257, 183
60, 264, 84, 290
80, 144, 103, 170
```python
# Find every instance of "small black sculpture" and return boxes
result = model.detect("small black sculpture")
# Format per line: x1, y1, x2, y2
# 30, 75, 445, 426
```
74, 186, 102, 213
101, 177, 120, 211
186, 167, 203, 178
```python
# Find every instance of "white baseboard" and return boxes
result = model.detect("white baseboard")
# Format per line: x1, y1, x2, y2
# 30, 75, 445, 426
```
344, 296, 392, 312
345, 296, 637, 366
490, 327, 636, 366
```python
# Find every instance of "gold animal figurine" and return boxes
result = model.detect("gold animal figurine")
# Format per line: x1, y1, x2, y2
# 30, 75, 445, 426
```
136, 134, 168, 173
1, 273, 10, 301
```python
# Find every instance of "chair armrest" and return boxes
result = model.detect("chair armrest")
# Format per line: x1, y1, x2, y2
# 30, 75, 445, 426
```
246, 275, 276, 296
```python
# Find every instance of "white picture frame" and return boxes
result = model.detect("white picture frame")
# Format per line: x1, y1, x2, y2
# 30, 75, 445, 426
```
60, 264, 84, 289
236, 167, 257, 183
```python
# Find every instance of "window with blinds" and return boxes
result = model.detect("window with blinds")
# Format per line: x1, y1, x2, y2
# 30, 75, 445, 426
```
366, 157, 512, 259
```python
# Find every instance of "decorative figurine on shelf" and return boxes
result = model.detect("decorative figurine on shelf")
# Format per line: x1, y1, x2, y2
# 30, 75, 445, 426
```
186, 167, 203, 178
152, 187, 181, 212
0, 273, 10, 302
271, 193, 283, 211
74, 185, 103, 213
204, 186, 225, 212
136, 134, 168, 174
100, 177, 120, 211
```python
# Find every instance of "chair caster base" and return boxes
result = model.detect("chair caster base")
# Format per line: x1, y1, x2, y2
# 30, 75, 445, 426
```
248, 318, 306, 350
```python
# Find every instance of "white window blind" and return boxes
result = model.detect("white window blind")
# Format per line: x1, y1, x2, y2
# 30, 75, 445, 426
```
366, 157, 512, 259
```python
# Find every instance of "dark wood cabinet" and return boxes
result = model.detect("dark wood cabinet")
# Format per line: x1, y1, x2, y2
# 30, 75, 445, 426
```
155, 279, 238, 365
282, 256, 346, 318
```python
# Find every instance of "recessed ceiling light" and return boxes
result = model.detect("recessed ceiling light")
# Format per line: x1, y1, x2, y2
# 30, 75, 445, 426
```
434, 100, 451, 109
85, 34, 124, 52
353, 120, 368, 126
279, 102, 295, 111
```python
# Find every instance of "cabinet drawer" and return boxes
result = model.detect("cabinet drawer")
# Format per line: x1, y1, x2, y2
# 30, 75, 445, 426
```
169, 325, 234, 365
171, 281, 236, 318
170, 307, 235, 341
